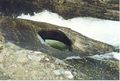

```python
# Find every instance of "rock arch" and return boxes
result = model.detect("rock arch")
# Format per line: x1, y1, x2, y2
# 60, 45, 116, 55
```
0, 16, 117, 58
38, 30, 72, 50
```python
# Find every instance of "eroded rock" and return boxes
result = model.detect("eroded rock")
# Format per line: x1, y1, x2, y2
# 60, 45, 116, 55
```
0, 16, 117, 59
0, 26, 119, 80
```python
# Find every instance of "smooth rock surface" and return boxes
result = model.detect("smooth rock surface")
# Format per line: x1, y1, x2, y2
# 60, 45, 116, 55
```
0, 30, 119, 80
0, 16, 116, 59
0, 41, 74, 80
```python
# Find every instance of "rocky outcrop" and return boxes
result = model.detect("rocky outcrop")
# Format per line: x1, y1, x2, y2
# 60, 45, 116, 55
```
66, 57, 119, 80
0, 0, 119, 20
0, 34, 119, 80
0, 1, 119, 80
0, 16, 117, 59
0, 41, 75, 80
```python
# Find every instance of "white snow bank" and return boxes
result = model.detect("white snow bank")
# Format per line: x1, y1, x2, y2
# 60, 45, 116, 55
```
18, 10, 120, 60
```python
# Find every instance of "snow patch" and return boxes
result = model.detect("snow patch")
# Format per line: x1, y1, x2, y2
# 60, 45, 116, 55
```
18, 10, 120, 60
66, 56, 81, 60
89, 52, 120, 61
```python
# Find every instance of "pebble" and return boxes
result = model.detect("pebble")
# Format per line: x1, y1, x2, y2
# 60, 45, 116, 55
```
34, 51, 42, 54
64, 71, 74, 79
53, 69, 73, 79
45, 58, 49, 61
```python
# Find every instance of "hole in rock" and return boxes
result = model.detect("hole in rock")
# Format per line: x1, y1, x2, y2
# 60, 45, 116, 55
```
45, 39, 69, 51
38, 30, 72, 51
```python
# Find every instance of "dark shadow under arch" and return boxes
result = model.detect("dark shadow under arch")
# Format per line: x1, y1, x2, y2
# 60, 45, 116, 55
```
38, 30, 72, 50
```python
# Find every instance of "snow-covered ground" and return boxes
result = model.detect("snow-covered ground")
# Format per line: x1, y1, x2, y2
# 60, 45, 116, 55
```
18, 10, 120, 60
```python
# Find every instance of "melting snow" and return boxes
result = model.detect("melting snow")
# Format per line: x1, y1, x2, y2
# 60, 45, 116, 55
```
18, 10, 120, 60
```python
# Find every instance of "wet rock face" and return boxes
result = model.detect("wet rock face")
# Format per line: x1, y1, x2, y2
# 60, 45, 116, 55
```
0, 0, 119, 20
0, 16, 116, 59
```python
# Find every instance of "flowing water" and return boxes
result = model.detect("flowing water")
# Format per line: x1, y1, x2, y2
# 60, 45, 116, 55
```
18, 10, 120, 61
